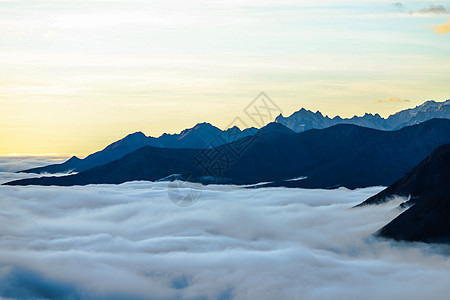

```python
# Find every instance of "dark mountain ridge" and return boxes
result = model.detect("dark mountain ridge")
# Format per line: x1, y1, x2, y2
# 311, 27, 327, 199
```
357, 143, 450, 207
377, 183, 450, 244
6, 119, 450, 189
22, 99, 450, 175
276, 99, 450, 132
21, 122, 259, 174
358, 144, 450, 243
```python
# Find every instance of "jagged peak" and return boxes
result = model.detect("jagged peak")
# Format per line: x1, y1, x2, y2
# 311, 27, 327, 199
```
226, 125, 242, 132
187, 122, 222, 132
422, 99, 437, 104
67, 156, 81, 162
298, 108, 314, 115
275, 113, 284, 120
103, 131, 148, 151
127, 131, 146, 137
415, 100, 436, 109
242, 126, 258, 133
288, 107, 314, 117
120, 131, 148, 142
362, 112, 382, 118
314, 110, 323, 117
157, 122, 220, 139
193, 122, 216, 129
177, 122, 219, 136
159, 132, 172, 138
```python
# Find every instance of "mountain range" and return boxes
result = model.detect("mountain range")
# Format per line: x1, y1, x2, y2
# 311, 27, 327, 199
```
8, 99, 450, 244
20, 99, 450, 175
356, 144, 450, 243
7, 119, 450, 190
21, 123, 259, 174
275, 99, 450, 132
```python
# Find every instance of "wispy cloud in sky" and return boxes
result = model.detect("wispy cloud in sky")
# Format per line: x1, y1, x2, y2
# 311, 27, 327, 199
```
392, 2, 449, 14
392, 2, 406, 12
375, 97, 411, 103
417, 5, 449, 14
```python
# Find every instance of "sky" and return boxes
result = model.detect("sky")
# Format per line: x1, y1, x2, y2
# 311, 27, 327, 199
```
1, 159, 450, 300
0, 0, 449, 157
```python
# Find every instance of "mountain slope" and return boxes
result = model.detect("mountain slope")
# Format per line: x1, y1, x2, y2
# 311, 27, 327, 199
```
356, 144, 450, 207
364, 144, 450, 243
6, 119, 450, 188
378, 183, 450, 243
276, 99, 450, 133
388, 100, 450, 130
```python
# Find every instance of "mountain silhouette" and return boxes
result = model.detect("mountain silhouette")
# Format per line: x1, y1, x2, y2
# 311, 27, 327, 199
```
356, 143, 450, 207
363, 144, 450, 243
276, 99, 450, 132
21, 122, 259, 174
22, 99, 450, 175
6, 119, 450, 189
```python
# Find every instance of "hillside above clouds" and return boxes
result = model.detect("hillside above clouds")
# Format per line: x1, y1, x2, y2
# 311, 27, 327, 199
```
356, 144, 450, 243
357, 143, 450, 208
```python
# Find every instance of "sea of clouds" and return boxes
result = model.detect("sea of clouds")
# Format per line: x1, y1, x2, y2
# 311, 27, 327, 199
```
0, 156, 68, 173
0, 157, 450, 300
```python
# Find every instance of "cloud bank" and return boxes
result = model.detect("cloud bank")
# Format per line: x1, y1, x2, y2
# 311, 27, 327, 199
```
0, 157, 72, 187
1, 159, 450, 299
0, 156, 67, 173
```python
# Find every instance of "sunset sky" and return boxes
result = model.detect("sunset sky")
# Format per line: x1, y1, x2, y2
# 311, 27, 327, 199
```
1, 0, 449, 157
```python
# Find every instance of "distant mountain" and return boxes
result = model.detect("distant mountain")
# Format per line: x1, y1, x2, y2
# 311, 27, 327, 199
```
360, 144, 450, 243
388, 100, 450, 130
156, 122, 258, 149
21, 122, 259, 174
276, 99, 450, 133
6, 119, 450, 189
22, 99, 450, 175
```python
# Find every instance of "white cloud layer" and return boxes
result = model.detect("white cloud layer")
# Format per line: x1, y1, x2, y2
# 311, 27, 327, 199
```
1, 158, 450, 299
0, 156, 67, 172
